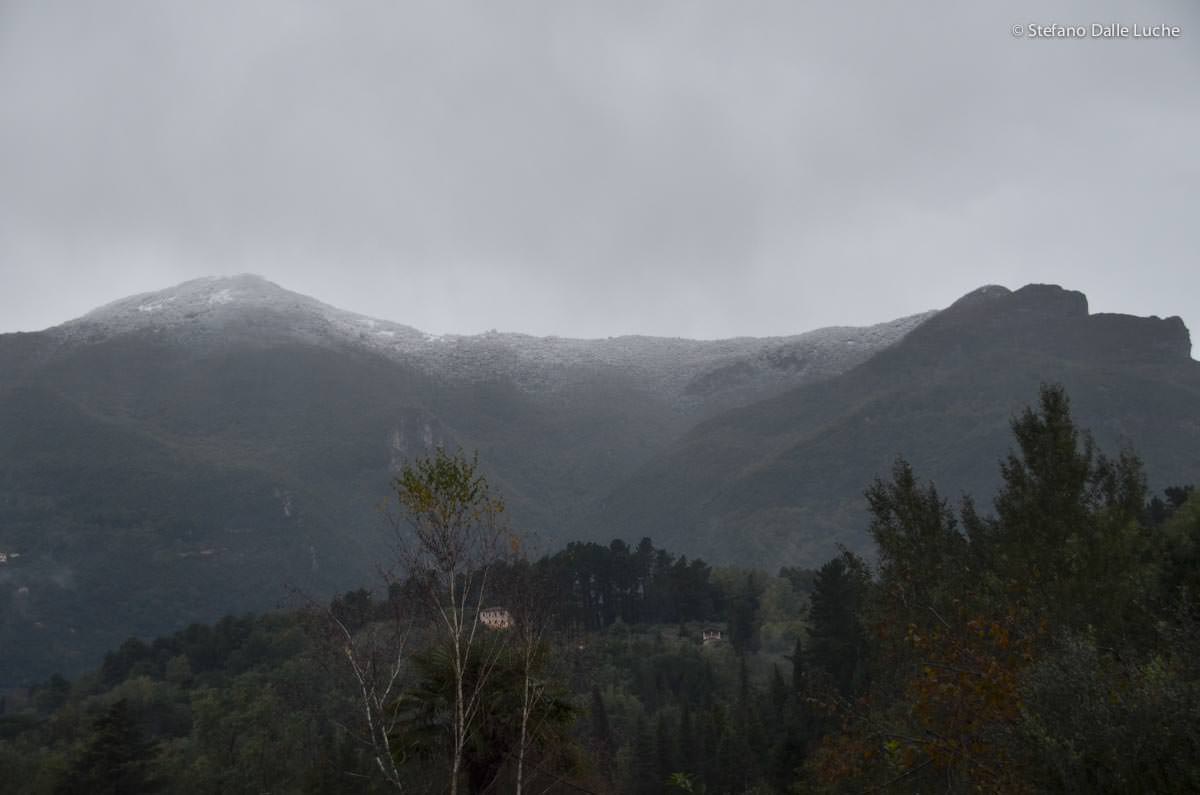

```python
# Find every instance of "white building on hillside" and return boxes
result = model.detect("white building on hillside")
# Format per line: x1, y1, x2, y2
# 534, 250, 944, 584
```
479, 606, 513, 630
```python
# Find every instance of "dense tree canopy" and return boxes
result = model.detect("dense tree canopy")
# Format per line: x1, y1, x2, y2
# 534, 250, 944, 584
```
1, 386, 1197, 793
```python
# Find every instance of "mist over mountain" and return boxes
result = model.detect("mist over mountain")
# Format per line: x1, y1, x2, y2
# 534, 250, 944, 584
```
0, 275, 928, 682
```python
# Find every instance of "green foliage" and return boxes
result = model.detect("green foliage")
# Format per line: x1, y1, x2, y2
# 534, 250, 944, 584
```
392, 639, 579, 792
59, 699, 157, 794
1157, 487, 1200, 609
1018, 631, 1200, 792
4, 386, 1197, 794
392, 447, 507, 574
806, 553, 869, 698
509, 537, 726, 632
866, 458, 966, 615
0, 536, 771, 793
0, 613, 368, 795
727, 573, 764, 654
977, 385, 1151, 637
810, 385, 1200, 793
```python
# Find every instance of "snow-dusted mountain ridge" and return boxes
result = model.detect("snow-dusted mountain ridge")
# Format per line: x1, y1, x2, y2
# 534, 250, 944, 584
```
57, 274, 935, 407
5, 277, 1195, 682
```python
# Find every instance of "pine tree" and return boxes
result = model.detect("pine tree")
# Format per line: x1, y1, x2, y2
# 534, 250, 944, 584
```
807, 553, 869, 697
977, 384, 1149, 638
866, 458, 965, 618
727, 573, 762, 653
62, 699, 155, 794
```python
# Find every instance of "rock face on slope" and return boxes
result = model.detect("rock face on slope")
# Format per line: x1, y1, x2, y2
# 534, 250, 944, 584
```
904, 284, 1191, 364
0, 274, 927, 683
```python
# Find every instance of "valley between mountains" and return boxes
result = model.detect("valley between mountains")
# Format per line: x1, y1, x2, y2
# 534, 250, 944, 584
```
0, 275, 1196, 682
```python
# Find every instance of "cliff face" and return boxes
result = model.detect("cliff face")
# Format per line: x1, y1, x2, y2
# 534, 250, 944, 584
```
1087, 313, 1192, 362
905, 284, 1191, 364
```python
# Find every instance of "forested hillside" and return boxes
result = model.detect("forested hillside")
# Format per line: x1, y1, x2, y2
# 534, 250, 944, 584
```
3, 386, 1198, 793
4, 279, 1195, 686
0, 275, 924, 684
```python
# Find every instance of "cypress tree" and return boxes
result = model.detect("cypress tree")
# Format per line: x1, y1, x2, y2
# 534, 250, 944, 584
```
786, 637, 805, 692
769, 663, 788, 722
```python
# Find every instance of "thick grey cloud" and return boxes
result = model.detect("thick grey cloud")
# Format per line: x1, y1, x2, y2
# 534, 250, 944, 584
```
2, 0, 1197, 342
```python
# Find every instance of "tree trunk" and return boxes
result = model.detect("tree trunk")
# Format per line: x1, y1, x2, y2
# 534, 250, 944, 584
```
516, 675, 530, 795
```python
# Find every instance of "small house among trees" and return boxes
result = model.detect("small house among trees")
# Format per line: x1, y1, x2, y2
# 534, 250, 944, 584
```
702, 628, 722, 644
479, 606, 513, 630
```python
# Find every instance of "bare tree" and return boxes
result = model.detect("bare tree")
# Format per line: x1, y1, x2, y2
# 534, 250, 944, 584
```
504, 558, 557, 795
389, 448, 511, 795
299, 587, 412, 791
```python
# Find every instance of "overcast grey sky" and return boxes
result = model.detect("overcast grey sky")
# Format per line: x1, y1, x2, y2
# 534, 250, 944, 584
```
1, 1, 1197, 340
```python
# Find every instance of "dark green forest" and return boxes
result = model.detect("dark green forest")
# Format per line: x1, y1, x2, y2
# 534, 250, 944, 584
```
2, 386, 1198, 793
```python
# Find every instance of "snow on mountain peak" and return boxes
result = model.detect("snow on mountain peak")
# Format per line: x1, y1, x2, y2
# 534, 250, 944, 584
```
51, 274, 935, 406
60, 274, 426, 349
79, 274, 298, 322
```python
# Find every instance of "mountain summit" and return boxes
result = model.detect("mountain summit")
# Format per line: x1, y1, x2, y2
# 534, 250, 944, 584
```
48, 275, 936, 408
80, 274, 308, 320
60, 274, 427, 350
1, 279, 1195, 683
0, 274, 930, 683
909, 283, 1192, 363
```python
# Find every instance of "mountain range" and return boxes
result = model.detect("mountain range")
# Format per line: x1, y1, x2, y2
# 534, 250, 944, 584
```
0, 275, 1196, 682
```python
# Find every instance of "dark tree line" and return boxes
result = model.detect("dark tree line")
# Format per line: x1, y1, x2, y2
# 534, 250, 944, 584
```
335, 537, 728, 637
3, 385, 1198, 793
523, 538, 725, 632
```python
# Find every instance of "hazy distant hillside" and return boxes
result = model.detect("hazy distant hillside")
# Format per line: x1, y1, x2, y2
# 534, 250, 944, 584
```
0, 275, 922, 683
589, 284, 1200, 567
